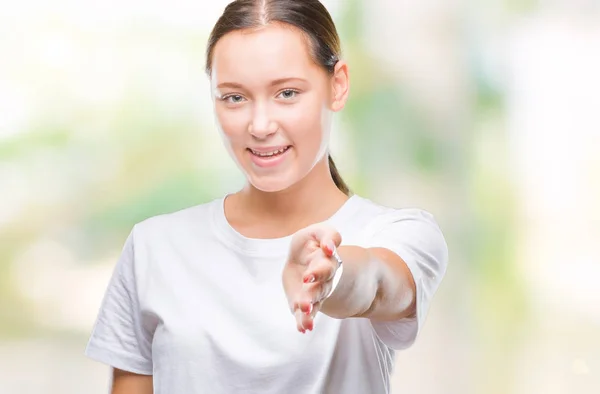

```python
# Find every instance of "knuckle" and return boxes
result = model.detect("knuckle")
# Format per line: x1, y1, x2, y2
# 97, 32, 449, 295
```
316, 260, 335, 277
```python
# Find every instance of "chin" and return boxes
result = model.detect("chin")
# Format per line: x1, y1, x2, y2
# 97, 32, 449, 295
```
233, 148, 315, 193
247, 174, 296, 193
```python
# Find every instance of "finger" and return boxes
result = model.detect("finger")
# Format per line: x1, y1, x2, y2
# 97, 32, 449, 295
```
300, 281, 328, 305
322, 239, 336, 257
303, 256, 337, 284
294, 283, 325, 319
294, 309, 306, 333
293, 294, 315, 315
309, 224, 342, 251
300, 301, 321, 331
291, 223, 342, 256
310, 301, 321, 319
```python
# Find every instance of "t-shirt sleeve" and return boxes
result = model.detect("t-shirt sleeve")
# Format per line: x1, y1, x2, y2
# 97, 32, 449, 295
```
364, 208, 448, 350
85, 226, 154, 375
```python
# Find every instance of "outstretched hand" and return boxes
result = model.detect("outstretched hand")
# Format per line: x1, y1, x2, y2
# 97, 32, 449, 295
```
282, 223, 342, 333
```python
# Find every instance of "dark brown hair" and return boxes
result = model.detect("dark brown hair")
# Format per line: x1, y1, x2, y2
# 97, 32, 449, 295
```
205, 0, 350, 195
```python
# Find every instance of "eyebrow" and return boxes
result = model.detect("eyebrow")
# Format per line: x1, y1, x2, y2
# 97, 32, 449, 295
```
216, 77, 308, 89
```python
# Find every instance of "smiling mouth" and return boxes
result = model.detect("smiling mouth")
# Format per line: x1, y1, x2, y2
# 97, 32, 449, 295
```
248, 146, 292, 158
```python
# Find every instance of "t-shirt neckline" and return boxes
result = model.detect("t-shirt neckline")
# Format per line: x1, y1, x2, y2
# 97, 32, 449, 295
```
211, 194, 361, 257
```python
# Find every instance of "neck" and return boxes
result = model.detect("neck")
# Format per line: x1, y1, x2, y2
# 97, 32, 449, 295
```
235, 158, 349, 224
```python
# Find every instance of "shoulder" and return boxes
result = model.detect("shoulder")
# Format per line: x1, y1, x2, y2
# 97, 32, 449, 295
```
351, 195, 447, 257
353, 194, 448, 267
352, 194, 440, 231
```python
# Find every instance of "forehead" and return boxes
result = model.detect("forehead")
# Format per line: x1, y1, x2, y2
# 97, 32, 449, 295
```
212, 23, 321, 83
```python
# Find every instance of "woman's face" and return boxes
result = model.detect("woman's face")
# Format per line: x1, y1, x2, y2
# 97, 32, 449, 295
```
210, 23, 348, 192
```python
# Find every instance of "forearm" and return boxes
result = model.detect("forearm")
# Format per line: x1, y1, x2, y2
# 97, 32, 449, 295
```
320, 246, 416, 321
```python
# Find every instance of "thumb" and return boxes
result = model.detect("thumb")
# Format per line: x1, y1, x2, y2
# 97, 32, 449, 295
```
290, 223, 342, 256
310, 224, 342, 257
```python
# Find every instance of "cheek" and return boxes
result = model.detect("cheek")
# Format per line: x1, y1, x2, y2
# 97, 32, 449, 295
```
283, 99, 328, 143
215, 107, 248, 144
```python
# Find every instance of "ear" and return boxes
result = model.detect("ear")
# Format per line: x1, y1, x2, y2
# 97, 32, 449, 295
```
330, 60, 350, 112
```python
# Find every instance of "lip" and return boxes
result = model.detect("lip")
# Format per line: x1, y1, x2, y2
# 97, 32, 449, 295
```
247, 145, 292, 168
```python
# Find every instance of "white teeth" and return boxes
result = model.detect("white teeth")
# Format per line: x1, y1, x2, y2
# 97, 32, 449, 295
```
251, 147, 289, 157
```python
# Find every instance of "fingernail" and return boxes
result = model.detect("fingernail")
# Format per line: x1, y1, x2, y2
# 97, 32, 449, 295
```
306, 321, 314, 331
303, 274, 315, 283
305, 303, 313, 316
325, 240, 336, 256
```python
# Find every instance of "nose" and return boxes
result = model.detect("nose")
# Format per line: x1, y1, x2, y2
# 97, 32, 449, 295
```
248, 103, 277, 139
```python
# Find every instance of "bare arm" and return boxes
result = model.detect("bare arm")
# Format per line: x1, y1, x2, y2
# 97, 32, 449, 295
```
320, 245, 416, 320
111, 369, 153, 394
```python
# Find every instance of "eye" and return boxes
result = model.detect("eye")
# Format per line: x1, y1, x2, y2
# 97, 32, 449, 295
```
277, 89, 299, 100
222, 94, 246, 104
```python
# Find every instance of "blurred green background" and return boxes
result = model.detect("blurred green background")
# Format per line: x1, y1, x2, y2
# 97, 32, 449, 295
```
1, 0, 599, 393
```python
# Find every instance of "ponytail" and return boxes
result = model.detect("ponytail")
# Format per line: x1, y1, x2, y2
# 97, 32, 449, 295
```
328, 154, 350, 195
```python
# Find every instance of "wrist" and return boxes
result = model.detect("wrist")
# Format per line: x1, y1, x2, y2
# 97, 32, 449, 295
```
320, 245, 379, 318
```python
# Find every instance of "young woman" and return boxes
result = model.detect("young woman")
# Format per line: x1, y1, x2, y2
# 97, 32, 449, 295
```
85, 1, 448, 393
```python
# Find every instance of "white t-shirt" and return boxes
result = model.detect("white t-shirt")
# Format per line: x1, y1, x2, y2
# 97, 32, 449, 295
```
85, 194, 448, 394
